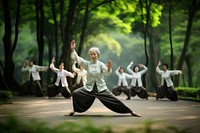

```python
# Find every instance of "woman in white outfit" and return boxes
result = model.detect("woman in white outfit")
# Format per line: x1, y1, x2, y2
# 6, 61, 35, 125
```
29, 60, 48, 97
112, 66, 133, 100
127, 61, 148, 100
47, 57, 75, 99
156, 61, 182, 101
71, 61, 87, 92
68, 40, 141, 117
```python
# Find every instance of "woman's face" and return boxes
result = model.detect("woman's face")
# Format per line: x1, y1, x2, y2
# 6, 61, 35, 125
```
119, 68, 124, 73
162, 65, 167, 71
90, 51, 98, 62
59, 64, 64, 70
134, 67, 139, 72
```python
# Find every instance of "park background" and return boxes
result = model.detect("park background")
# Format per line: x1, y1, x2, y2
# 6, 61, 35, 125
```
0, 0, 200, 99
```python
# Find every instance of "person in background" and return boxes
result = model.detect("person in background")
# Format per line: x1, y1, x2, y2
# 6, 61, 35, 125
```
68, 40, 141, 117
29, 59, 48, 97
156, 60, 182, 101
19, 60, 31, 96
47, 57, 75, 99
71, 60, 87, 92
127, 61, 148, 100
112, 66, 133, 100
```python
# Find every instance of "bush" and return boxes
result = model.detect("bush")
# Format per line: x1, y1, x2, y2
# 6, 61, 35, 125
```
176, 87, 200, 100
0, 90, 12, 104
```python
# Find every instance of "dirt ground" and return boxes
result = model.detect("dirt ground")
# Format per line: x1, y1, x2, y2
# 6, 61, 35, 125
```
0, 95, 200, 133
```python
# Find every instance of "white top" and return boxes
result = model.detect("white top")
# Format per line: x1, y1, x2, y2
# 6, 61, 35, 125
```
156, 66, 182, 87
115, 67, 133, 86
50, 63, 74, 87
72, 63, 87, 85
71, 51, 112, 92
29, 64, 47, 81
127, 62, 148, 87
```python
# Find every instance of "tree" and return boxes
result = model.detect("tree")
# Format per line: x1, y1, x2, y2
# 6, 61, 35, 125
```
174, 0, 200, 86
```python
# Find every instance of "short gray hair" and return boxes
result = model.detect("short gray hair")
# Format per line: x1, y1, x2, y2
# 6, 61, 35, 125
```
89, 47, 100, 56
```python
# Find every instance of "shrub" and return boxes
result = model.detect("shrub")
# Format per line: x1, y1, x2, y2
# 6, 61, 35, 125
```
176, 87, 200, 100
0, 90, 12, 104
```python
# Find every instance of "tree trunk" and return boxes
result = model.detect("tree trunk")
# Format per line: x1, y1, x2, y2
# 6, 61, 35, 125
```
2, 0, 14, 91
62, 0, 79, 87
185, 54, 193, 87
168, 0, 174, 70
60, 0, 64, 43
147, 28, 159, 91
51, 0, 59, 65
77, 0, 89, 56
36, 0, 45, 66
139, 0, 150, 88
174, 1, 200, 86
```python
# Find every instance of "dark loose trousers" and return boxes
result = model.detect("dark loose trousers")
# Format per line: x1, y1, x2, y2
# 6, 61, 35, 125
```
72, 84, 132, 114
71, 79, 84, 92
156, 80, 178, 101
112, 85, 130, 98
47, 83, 71, 98
129, 86, 148, 99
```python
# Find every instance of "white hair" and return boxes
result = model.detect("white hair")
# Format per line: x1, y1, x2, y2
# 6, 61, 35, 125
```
89, 47, 100, 56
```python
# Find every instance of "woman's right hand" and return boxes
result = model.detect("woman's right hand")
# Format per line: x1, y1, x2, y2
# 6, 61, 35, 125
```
51, 57, 55, 63
71, 40, 76, 52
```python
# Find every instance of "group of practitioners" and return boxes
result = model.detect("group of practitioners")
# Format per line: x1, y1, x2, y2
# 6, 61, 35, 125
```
20, 39, 182, 117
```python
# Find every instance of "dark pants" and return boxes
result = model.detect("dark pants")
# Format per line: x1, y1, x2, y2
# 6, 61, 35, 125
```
156, 85, 178, 101
72, 84, 132, 114
71, 79, 83, 92
30, 80, 43, 97
112, 86, 130, 98
47, 84, 71, 98
130, 86, 148, 99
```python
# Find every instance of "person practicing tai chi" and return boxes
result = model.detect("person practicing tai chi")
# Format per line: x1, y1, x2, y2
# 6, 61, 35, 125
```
68, 40, 141, 117
71, 61, 87, 92
112, 66, 133, 100
127, 61, 148, 100
156, 60, 182, 101
28, 59, 48, 97
47, 57, 75, 99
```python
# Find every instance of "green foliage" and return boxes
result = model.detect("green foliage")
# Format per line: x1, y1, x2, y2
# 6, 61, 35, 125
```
177, 87, 200, 101
0, 117, 192, 133
0, 90, 12, 104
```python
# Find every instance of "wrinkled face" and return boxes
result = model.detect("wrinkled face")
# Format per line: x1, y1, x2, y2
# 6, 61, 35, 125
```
90, 51, 98, 62
162, 65, 167, 71
119, 68, 124, 73
134, 67, 139, 72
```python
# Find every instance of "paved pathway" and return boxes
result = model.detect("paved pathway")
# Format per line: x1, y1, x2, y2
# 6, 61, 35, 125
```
0, 95, 199, 133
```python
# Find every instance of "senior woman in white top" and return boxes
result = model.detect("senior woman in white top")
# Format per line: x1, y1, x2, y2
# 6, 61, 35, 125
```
156, 61, 182, 101
47, 57, 75, 99
127, 61, 148, 100
112, 66, 133, 100
69, 40, 141, 117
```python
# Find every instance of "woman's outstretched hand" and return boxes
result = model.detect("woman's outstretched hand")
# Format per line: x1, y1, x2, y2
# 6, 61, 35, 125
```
107, 60, 112, 71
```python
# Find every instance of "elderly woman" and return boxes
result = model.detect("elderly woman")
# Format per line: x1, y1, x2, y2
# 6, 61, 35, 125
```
156, 61, 182, 101
68, 40, 141, 117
